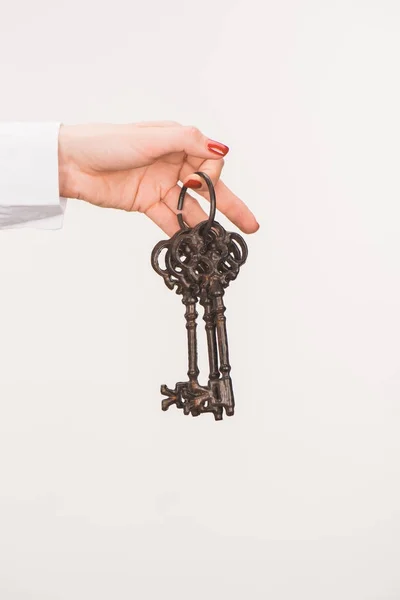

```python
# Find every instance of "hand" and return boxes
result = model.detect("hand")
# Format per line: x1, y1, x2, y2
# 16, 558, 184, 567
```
58, 122, 259, 236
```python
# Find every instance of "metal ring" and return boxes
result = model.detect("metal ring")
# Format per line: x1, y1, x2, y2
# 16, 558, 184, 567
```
177, 171, 216, 239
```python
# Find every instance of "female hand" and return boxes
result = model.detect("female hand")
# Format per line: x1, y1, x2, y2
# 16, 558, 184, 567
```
58, 122, 259, 236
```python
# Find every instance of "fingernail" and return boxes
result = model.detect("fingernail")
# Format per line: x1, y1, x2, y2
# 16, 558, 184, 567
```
207, 140, 229, 156
185, 179, 202, 189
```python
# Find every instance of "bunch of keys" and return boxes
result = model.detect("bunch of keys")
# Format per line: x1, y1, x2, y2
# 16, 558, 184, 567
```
151, 172, 248, 420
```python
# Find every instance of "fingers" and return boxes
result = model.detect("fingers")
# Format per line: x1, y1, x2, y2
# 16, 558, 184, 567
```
141, 125, 229, 162
145, 201, 181, 237
180, 158, 225, 192
211, 179, 259, 233
180, 159, 259, 234
122, 121, 258, 234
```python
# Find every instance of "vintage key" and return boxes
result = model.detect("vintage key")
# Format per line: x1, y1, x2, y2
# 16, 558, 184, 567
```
150, 172, 248, 420
151, 225, 219, 418
196, 220, 248, 417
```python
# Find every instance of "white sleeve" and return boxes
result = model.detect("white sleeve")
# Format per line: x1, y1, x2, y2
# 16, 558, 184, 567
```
0, 122, 67, 229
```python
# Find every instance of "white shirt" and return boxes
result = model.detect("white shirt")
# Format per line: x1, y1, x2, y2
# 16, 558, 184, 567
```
0, 122, 66, 229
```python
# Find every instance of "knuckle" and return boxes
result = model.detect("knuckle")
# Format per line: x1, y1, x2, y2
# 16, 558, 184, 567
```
186, 125, 202, 139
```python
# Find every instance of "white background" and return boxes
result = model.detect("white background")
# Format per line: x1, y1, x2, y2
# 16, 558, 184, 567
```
1, 0, 400, 598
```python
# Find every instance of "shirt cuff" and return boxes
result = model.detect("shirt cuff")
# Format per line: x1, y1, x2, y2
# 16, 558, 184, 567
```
0, 122, 67, 230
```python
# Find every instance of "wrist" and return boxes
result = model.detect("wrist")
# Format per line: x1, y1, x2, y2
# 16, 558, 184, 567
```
58, 124, 75, 198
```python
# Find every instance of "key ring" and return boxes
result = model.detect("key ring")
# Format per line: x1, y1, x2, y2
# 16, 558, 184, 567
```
177, 171, 216, 239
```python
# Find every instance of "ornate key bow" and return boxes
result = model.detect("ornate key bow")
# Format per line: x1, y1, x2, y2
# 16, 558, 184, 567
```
151, 172, 248, 420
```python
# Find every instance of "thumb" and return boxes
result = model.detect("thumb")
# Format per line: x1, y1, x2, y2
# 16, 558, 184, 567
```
141, 125, 229, 160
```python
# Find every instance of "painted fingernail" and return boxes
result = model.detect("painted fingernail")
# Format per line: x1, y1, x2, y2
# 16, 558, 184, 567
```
185, 179, 202, 189
207, 140, 229, 156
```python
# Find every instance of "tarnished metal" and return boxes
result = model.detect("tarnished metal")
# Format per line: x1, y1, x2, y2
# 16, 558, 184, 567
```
151, 172, 248, 420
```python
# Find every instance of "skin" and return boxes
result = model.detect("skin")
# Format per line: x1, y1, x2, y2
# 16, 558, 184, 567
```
58, 122, 259, 237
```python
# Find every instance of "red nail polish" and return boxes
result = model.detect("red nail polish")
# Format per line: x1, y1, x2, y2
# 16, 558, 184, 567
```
185, 179, 202, 189
207, 140, 229, 156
